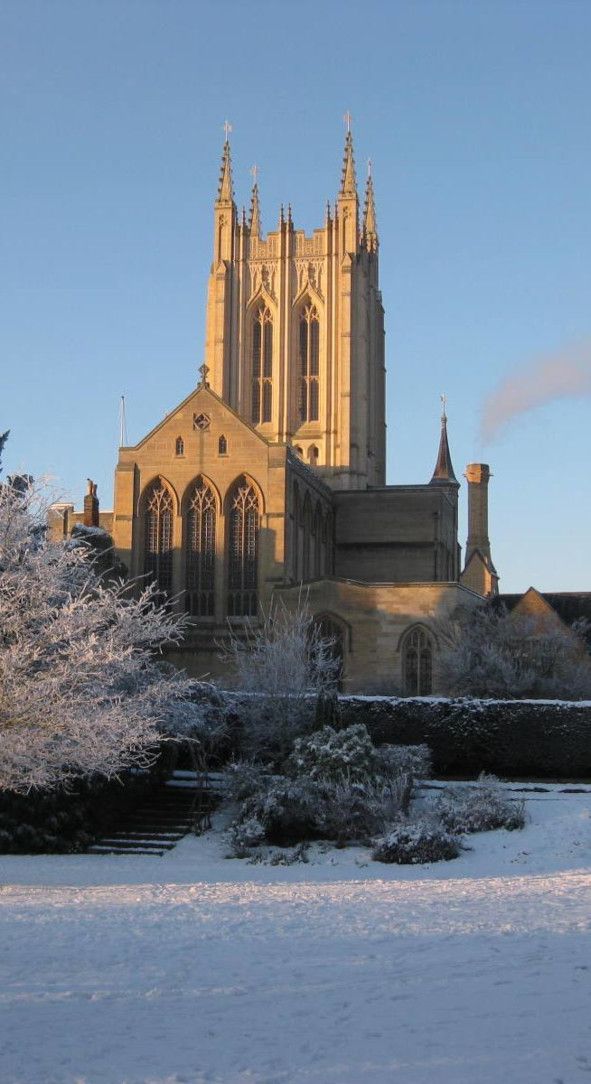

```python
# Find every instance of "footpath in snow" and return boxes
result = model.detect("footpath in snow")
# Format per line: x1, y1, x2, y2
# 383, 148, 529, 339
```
0, 785, 590, 1084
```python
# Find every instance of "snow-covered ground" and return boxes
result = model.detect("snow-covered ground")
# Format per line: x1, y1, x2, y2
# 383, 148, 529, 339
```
1, 785, 590, 1083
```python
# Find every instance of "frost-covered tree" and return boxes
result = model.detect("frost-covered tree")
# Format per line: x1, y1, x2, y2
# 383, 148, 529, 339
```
0, 477, 199, 793
437, 603, 591, 700
222, 599, 339, 763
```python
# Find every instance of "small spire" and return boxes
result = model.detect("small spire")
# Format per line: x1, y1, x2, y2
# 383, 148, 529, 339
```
249, 164, 261, 236
217, 123, 234, 203
325, 199, 332, 225
362, 161, 378, 251
339, 112, 357, 197
430, 396, 459, 486
279, 203, 285, 227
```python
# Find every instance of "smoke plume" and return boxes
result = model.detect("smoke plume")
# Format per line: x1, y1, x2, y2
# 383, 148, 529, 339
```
480, 340, 591, 443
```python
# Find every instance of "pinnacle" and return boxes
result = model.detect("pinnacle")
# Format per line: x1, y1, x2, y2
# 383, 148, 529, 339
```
340, 129, 358, 198
249, 182, 261, 236
362, 169, 378, 250
217, 139, 234, 203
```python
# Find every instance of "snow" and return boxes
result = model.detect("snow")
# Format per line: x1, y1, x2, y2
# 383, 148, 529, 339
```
0, 788, 590, 1083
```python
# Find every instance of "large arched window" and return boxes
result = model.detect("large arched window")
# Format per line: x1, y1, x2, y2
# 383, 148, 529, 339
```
143, 480, 174, 595
401, 627, 433, 696
185, 477, 216, 617
227, 476, 259, 616
298, 303, 320, 423
251, 306, 273, 424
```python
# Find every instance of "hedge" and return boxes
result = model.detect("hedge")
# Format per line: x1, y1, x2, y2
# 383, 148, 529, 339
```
224, 692, 591, 779
337, 696, 591, 779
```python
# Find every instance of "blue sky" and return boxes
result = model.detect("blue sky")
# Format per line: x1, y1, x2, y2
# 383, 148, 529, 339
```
2, 0, 590, 592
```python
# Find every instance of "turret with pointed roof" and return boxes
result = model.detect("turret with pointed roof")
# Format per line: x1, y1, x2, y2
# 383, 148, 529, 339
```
430, 399, 459, 486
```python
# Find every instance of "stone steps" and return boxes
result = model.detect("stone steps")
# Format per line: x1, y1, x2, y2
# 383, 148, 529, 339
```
86, 772, 217, 857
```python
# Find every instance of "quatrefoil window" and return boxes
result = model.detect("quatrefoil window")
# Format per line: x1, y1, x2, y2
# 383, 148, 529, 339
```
193, 412, 210, 431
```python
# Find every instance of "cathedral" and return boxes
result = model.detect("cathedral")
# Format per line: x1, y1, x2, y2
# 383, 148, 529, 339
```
50, 126, 500, 695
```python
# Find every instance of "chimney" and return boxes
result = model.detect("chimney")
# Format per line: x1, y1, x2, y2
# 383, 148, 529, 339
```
464, 463, 491, 565
83, 479, 99, 528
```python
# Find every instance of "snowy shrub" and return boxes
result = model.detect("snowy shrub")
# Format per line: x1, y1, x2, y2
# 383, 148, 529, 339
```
436, 603, 591, 700
316, 780, 403, 845
376, 743, 432, 780
434, 775, 526, 834
373, 819, 462, 864
225, 816, 267, 858
221, 599, 340, 765
239, 777, 322, 846
269, 842, 309, 865
225, 761, 271, 802
288, 724, 378, 785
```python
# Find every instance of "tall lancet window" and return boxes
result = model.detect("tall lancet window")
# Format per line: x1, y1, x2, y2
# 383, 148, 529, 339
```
228, 476, 259, 617
251, 306, 273, 424
402, 627, 433, 696
185, 477, 216, 617
144, 481, 174, 595
298, 304, 320, 423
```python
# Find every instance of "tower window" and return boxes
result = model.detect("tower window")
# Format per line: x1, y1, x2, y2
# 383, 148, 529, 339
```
185, 477, 216, 618
227, 476, 259, 617
251, 307, 273, 424
299, 304, 320, 423
402, 627, 433, 696
143, 481, 174, 595
218, 434, 228, 455
175, 436, 184, 456
308, 445, 319, 466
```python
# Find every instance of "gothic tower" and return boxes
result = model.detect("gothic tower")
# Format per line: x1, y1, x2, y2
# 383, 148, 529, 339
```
203, 124, 386, 489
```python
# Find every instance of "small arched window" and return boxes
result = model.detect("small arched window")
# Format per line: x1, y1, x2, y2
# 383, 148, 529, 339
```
218, 434, 228, 455
251, 306, 273, 424
143, 481, 174, 595
294, 446, 303, 458
299, 303, 320, 423
185, 477, 216, 617
227, 477, 259, 617
308, 445, 319, 467
402, 627, 433, 696
175, 436, 184, 457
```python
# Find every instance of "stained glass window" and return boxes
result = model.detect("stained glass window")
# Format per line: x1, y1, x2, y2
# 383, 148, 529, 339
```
227, 477, 259, 617
144, 481, 174, 595
185, 478, 216, 617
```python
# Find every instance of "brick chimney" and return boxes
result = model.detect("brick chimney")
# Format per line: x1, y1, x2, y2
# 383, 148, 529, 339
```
83, 479, 99, 527
465, 463, 491, 565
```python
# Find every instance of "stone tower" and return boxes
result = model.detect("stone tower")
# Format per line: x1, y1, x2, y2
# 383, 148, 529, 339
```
203, 124, 386, 489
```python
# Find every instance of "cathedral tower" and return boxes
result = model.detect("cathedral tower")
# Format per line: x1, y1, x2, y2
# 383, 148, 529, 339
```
203, 123, 386, 489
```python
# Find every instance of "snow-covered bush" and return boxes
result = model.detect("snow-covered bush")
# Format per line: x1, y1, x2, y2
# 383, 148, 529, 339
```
434, 775, 526, 834
225, 725, 435, 853
238, 777, 322, 846
376, 743, 432, 780
0, 476, 202, 792
316, 780, 403, 845
288, 724, 378, 784
437, 603, 591, 700
222, 599, 340, 765
225, 760, 271, 802
225, 816, 267, 857
373, 819, 462, 864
